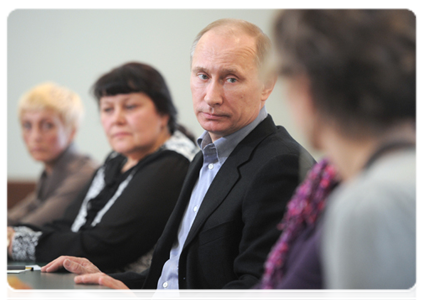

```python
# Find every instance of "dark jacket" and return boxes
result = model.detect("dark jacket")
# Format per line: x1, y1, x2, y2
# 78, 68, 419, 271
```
112, 115, 315, 289
28, 148, 191, 273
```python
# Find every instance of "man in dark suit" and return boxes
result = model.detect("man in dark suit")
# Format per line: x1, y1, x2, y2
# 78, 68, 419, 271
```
41, 18, 314, 289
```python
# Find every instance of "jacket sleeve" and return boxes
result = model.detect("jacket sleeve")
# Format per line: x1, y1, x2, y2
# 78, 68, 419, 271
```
109, 269, 149, 289
31, 152, 189, 273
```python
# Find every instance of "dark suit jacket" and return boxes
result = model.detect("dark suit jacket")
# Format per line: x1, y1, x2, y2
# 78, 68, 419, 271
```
111, 115, 315, 289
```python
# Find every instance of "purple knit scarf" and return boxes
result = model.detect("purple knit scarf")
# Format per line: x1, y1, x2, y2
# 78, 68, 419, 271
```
258, 158, 339, 289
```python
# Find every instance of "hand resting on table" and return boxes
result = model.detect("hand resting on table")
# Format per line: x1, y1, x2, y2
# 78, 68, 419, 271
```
41, 256, 129, 289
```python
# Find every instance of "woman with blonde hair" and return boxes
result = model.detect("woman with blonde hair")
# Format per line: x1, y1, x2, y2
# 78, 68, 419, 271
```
8, 82, 98, 226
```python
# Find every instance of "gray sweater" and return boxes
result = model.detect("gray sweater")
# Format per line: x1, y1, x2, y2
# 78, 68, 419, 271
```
321, 149, 416, 289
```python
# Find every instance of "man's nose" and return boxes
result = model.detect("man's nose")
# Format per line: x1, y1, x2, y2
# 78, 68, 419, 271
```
204, 80, 223, 107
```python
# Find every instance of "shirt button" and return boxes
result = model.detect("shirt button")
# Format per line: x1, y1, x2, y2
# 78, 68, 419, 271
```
193, 206, 198, 212
163, 281, 168, 288
208, 163, 214, 170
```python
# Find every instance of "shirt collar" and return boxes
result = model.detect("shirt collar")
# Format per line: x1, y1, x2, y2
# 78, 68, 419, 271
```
197, 106, 268, 165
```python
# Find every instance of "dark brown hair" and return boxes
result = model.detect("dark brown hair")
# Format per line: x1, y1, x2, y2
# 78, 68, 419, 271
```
274, 10, 415, 137
92, 62, 178, 134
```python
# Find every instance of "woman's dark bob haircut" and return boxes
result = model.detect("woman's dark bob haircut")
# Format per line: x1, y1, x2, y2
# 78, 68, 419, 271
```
92, 62, 178, 134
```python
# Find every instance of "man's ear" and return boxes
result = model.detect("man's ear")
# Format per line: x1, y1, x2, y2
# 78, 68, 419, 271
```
260, 72, 277, 102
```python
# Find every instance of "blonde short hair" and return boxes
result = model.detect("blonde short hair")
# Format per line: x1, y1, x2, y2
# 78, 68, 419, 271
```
18, 82, 84, 130
190, 18, 272, 70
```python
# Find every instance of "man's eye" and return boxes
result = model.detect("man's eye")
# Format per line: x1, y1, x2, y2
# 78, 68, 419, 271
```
102, 107, 113, 113
227, 78, 237, 83
198, 74, 208, 80
125, 105, 137, 110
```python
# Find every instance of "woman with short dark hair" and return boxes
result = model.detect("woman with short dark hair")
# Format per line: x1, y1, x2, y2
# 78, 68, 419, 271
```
8, 62, 198, 273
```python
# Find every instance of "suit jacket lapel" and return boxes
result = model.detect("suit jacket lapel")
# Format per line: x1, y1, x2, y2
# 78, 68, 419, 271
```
156, 152, 204, 253
183, 115, 277, 248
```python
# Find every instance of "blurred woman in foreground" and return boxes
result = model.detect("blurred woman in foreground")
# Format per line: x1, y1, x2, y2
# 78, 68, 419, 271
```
8, 62, 198, 273
258, 9, 415, 289
8, 82, 98, 227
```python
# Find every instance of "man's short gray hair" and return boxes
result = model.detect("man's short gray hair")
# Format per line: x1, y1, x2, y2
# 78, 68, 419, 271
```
190, 18, 272, 70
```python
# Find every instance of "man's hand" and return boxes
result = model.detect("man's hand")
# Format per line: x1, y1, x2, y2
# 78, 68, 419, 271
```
74, 272, 129, 289
41, 256, 129, 289
41, 256, 101, 274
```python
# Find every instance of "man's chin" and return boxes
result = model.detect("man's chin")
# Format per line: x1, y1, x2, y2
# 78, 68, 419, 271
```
199, 123, 225, 134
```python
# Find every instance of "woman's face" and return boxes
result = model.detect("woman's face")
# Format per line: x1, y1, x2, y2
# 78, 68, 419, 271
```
100, 93, 170, 160
21, 109, 74, 164
284, 76, 323, 150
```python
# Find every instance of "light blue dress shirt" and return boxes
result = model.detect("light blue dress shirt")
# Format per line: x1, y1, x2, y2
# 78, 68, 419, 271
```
157, 107, 268, 289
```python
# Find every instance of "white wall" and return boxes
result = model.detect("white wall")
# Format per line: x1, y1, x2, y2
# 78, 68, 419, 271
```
7, 9, 315, 180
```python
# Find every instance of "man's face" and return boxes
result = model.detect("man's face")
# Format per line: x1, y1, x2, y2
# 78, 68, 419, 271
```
190, 29, 271, 142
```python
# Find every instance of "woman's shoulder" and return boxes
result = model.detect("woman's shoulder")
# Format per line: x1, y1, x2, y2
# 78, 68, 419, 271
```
72, 153, 100, 170
324, 150, 416, 229
57, 145, 99, 175
162, 130, 199, 162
